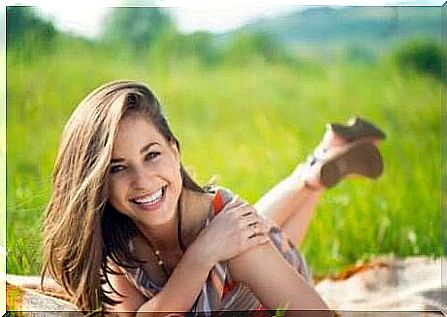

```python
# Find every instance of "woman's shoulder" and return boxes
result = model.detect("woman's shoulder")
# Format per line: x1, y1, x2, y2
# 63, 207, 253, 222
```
204, 185, 235, 215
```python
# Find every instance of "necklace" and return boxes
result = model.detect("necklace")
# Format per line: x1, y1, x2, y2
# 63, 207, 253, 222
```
142, 233, 172, 278
141, 201, 185, 278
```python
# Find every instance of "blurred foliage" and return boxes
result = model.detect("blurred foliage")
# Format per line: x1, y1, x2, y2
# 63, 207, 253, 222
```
102, 7, 175, 53
391, 38, 446, 81
344, 44, 377, 65
149, 31, 221, 67
223, 31, 296, 66
7, 6, 57, 50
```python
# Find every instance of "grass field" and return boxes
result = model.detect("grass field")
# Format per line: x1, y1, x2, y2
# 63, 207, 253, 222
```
6, 41, 443, 277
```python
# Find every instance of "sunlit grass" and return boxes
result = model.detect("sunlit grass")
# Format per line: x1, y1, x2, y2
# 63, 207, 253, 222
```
6, 43, 442, 276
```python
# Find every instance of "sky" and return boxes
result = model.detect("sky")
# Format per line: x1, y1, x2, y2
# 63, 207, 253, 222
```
4, 0, 446, 38
34, 5, 300, 38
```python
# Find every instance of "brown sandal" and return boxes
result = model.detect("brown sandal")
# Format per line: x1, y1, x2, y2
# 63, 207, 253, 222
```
319, 141, 383, 188
329, 117, 386, 142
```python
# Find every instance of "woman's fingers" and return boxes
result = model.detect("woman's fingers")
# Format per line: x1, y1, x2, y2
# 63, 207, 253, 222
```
239, 207, 268, 224
220, 195, 245, 212
240, 218, 263, 232
247, 223, 260, 239
246, 222, 269, 237
246, 231, 270, 247
231, 204, 272, 233
208, 196, 272, 259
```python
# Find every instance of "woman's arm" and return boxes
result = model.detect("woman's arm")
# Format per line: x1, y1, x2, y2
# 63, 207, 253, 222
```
105, 242, 215, 316
105, 198, 270, 316
228, 240, 331, 316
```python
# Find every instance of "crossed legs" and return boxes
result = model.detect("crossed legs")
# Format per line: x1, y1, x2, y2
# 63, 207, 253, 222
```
255, 122, 384, 247
255, 163, 324, 247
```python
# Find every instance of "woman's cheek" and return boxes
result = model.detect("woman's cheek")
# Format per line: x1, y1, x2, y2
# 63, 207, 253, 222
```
108, 179, 125, 209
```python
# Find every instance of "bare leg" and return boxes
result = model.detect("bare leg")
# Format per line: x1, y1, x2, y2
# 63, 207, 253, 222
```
255, 163, 324, 247
281, 184, 323, 246
255, 130, 349, 246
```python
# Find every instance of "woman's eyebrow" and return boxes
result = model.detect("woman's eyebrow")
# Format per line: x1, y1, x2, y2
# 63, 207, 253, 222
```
140, 142, 160, 154
110, 158, 124, 164
110, 142, 160, 164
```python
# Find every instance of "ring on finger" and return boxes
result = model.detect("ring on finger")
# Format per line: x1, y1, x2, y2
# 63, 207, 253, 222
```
248, 223, 257, 239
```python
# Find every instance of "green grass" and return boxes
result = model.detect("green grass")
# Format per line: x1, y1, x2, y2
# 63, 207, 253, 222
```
6, 41, 442, 277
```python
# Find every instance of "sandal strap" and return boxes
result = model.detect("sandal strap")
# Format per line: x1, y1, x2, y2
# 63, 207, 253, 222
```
305, 144, 328, 167
301, 143, 329, 182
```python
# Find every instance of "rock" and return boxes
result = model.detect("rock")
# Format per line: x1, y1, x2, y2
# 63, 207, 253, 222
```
7, 282, 81, 317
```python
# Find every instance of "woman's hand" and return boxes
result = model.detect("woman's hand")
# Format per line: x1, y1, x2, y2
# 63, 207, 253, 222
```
194, 196, 271, 266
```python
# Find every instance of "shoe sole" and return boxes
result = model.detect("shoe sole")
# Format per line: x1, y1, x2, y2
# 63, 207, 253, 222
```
330, 118, 387, 142
320, 142, 383, 188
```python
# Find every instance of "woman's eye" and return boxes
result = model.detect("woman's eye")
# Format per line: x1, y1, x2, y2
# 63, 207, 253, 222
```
110, 165, 125, 174
145, 151, 161, 160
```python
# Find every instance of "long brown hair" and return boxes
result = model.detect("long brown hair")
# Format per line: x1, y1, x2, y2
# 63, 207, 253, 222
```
41, 80, 204, 312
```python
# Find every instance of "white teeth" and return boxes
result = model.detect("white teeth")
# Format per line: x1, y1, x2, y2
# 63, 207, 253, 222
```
133, 188, 163, 205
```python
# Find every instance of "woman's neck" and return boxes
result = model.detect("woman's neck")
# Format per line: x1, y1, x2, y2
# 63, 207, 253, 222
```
179, 188, 213, 248
135, 188, 212, 252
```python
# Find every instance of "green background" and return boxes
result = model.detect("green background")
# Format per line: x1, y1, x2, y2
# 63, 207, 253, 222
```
6, 6, 444, 278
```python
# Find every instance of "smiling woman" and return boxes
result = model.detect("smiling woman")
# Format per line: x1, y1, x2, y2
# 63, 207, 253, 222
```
41, 80, 383, 316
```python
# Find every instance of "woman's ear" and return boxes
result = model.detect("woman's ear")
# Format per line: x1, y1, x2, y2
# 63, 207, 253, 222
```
170, 141, 180, 161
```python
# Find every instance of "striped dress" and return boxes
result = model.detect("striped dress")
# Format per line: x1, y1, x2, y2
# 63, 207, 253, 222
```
123, 187, 311, 316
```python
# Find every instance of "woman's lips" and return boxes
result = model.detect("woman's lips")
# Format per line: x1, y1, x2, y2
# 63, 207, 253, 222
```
130, 186, 167, 211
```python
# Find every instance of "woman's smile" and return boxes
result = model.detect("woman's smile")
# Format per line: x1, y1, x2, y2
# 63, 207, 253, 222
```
129, 185, 167, 211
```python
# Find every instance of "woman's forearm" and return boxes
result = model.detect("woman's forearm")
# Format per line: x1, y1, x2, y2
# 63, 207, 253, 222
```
136, 242, 214, 315
229, 242, 329, 313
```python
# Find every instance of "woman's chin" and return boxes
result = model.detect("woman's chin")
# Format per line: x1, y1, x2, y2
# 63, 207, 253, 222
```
133, 199, 179, 228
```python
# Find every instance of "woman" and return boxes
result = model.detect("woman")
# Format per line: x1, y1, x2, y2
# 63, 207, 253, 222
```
41, 80, 384, 316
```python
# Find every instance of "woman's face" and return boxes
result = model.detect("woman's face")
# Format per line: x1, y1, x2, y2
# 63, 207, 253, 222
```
108, 113, 182, 228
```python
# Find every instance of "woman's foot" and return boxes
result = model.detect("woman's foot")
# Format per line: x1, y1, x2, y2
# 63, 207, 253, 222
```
318, 116, 386, 151
300, 117, 386, 189
320, 142, 383, 187
302, 141, 384, 189
328, 117, 387, 144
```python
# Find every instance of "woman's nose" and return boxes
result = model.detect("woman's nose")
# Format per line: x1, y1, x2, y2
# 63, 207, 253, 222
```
130, 167, 154, 190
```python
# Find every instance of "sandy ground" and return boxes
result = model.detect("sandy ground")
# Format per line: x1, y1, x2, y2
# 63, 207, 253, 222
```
5, 256, 446, 316
314, 256, 446, 316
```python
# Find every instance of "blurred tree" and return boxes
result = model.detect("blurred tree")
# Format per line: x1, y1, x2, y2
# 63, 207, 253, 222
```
224, 31, 295, 66
391, 38, 446, 81
6, 6, 57, 48
180, 31, 220, 65
345, 43, 376, 65
102, 7, 175, 53
151, 31, 221, 67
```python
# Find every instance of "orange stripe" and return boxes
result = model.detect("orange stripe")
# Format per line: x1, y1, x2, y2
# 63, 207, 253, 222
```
212, 191, 225, 215
221, 278, 237, 299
